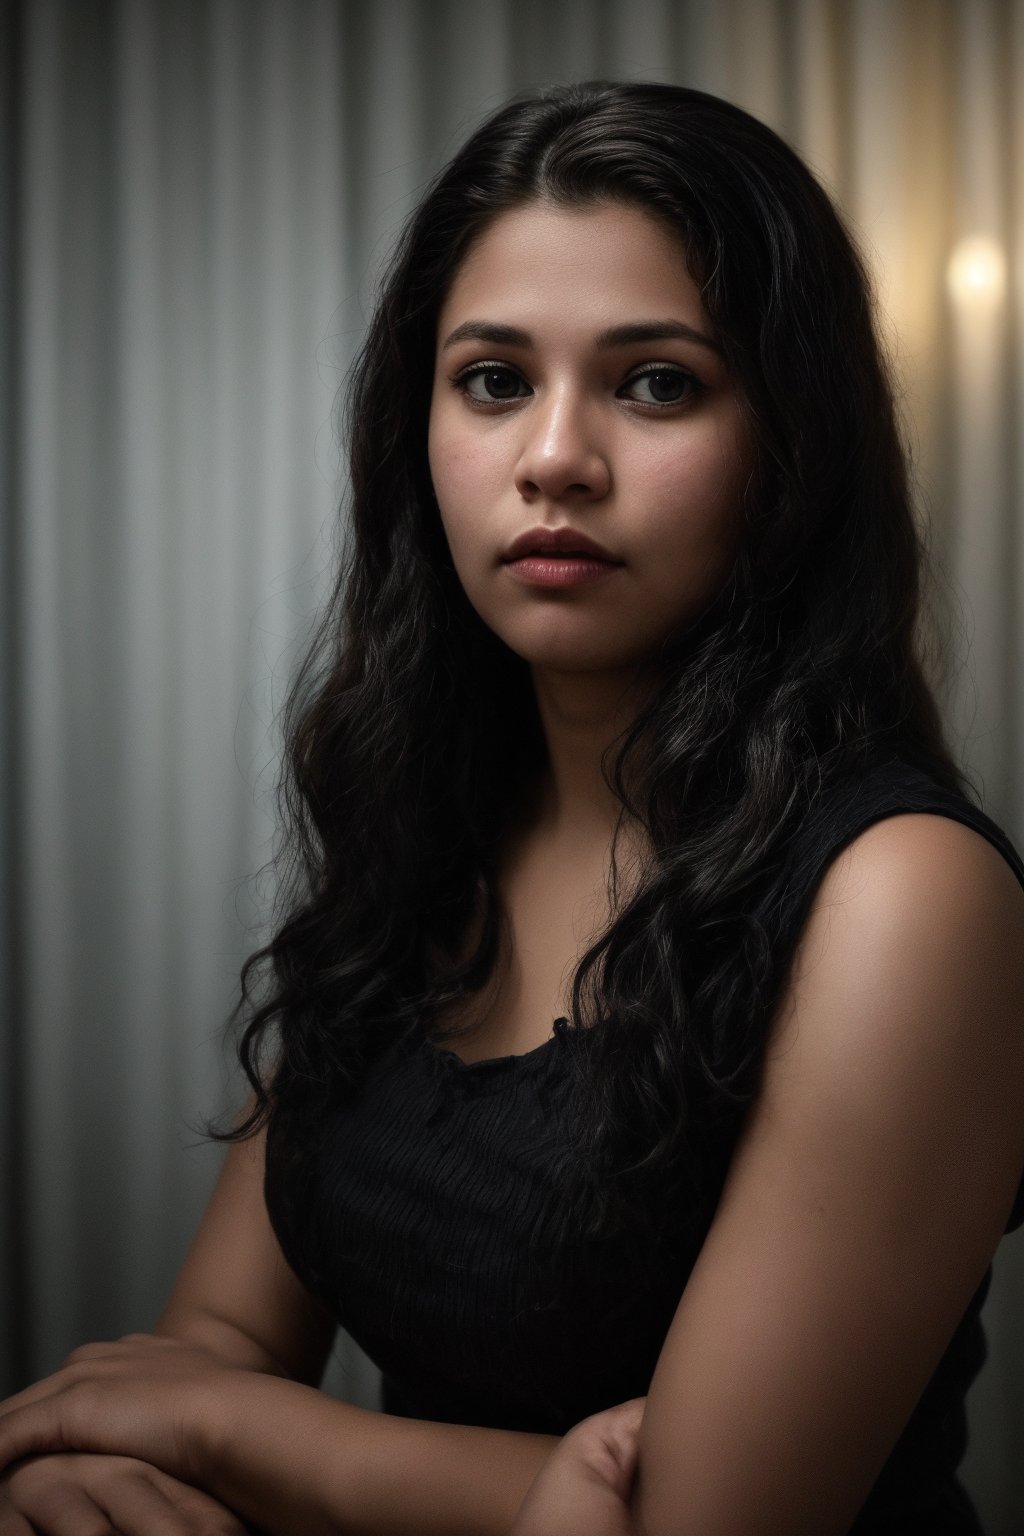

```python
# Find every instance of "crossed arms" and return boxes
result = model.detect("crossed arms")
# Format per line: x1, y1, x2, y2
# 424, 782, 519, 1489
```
3, 813, 1023, 1536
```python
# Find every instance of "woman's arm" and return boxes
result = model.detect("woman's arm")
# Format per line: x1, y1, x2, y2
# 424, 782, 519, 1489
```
197, 1375, 560, 1536
152, 1111, 337, 1383
0, 1337, 559, 1536
0, 1105, 561, 1536
630, 813, 1024, 1536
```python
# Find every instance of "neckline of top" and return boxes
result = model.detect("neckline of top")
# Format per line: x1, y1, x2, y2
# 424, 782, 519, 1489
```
422, 1015, 571, 1072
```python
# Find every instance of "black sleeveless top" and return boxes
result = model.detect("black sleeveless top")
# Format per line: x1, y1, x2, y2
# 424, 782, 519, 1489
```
264, 756, 1024, 1534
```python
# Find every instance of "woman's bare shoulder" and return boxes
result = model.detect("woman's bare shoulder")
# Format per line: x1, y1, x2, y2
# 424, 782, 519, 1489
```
632, 809, 1024, 1536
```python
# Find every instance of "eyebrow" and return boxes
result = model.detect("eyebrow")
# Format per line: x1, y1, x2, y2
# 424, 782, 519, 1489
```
440, 319, 722, 355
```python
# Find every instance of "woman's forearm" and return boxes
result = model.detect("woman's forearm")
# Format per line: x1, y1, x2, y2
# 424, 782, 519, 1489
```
199, 1371, 561, 1536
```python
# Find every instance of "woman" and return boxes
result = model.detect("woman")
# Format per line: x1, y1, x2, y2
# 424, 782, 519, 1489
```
2, 80, 1023, 1536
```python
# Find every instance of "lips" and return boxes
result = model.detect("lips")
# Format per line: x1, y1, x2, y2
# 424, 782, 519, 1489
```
502, 526, 620, 563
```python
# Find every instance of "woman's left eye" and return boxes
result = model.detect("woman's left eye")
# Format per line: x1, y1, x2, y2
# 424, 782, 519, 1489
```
619, 368, 700, 406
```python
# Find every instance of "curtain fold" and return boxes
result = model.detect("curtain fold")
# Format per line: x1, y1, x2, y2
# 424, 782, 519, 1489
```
3, 1, 1022, 1527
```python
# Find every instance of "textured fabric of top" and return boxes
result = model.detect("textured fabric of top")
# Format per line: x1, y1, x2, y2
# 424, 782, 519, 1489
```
264, 756, 1024, 1534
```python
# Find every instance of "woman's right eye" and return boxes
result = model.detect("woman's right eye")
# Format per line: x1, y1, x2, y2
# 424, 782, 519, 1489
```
454, 365, 531, 403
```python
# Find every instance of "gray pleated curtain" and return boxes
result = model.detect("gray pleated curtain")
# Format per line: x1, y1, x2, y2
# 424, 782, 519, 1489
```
2, 2, 1023, 1530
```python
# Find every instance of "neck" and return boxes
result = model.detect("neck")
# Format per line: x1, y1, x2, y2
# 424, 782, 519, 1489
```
526, 663, 655, 843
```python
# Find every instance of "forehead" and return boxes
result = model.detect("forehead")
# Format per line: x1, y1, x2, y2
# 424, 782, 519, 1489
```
437, 200, 708, 335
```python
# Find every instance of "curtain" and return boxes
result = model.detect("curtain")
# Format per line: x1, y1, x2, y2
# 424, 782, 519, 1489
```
2, 1, 1022, 1527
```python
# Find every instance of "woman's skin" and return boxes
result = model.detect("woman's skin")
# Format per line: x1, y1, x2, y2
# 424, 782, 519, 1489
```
2, 200, 1024, 1536
0, 1452, 252, 1535
511, 1398, 647, 1536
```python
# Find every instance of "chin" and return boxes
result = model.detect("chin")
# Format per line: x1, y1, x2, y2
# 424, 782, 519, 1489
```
482, 602, 673, 669
498, 632, 658, 676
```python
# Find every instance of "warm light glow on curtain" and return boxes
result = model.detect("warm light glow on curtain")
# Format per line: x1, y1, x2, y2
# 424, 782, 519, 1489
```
948, 235, 1008, 304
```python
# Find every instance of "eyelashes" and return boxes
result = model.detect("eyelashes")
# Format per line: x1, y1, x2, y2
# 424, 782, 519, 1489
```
450, 361, 704, 410
454, 364, 531, 404
622, 367, 703, 407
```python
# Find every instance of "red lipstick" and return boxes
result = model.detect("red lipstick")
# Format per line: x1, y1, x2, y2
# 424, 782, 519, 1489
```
501, 526, 623, 589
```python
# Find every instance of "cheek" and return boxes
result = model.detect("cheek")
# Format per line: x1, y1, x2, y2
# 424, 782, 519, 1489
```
641, 426, 750, 547
428, 419, 465, 547
427, 409, 458, 507
427, 436, 486, 589
430, 429, 495, 534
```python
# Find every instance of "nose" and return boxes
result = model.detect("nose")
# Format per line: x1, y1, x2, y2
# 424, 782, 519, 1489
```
513, 386, 611, 503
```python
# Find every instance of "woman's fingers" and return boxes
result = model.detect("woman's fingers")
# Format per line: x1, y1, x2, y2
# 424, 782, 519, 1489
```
594, 1396, 646, 1474
0, 1454, 248, 1536
0, 1471, 113, 1535
511, 1399, 649, 1536
570, 1396, 646, 1490
0, 1487, 37, 1535
102, 1462, 247, 1535
61, 1342, 121, 1369
61, 1334, 176, 1370
0, 1382, 87, 1468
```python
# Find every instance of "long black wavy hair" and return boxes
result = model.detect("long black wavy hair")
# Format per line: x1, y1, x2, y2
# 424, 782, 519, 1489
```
212, 80, 974, 1304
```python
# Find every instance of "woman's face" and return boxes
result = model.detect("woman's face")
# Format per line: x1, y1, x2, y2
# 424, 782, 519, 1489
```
428, 200, 755, 677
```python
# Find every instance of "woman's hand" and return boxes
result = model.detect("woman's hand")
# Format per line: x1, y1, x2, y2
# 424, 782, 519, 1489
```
0, 1451, 253, 1535
0, 1334, 250, 1488
510, 1397, 647, 1536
